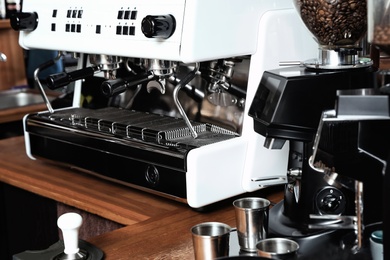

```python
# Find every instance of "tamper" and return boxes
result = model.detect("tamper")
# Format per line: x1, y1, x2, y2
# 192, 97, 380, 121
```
55, 212, 88, 260
13, 212, 103, 260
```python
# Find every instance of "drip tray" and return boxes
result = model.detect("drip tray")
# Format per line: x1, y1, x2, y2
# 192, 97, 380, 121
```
42, 107, 238, 148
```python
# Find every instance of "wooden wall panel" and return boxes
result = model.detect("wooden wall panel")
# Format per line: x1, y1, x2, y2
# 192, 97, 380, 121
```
0, 19, 27, 90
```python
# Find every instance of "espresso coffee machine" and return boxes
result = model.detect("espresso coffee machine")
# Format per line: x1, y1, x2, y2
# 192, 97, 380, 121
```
249, 0, 383, 258
11, 0, 318, 208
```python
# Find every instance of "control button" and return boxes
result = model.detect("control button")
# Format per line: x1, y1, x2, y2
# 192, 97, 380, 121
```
116, 25, 122, 35
77, 10, 83, 19
76, 24, 81, 33
129, 26, 135, 35
141, 15, 175, 39
96, 25, 101, 34
71, 24, 76, 32
65, 24, 70, 32
72, 10, 77, 18
51, 23, 56, 31
117, 10, 124, 19
52, 9, 57, 18
145, 165, 159, 187
122, 26, 129, 35
130, 11, 137, 20
67, 10, 71, 18
124, 10, 130, 19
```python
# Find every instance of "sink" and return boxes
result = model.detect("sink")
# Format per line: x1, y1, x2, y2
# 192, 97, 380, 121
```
0, 89, 56, 110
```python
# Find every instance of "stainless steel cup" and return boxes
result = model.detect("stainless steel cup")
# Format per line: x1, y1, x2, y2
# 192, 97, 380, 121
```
233, 197, 270, 252
191, 222, 231, 260
256, 238, 299, 259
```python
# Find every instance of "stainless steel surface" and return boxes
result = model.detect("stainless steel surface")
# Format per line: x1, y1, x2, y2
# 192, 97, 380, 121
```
256, 238, 299, 260
0, 89, 55, 110
37, 107, 238, 148
89, 54, 122, 79
303, 56, 372, 70
143, 59, 176, 77
173, 63, 200, 138
233, 197, 270, 252
191, 222, 231, 260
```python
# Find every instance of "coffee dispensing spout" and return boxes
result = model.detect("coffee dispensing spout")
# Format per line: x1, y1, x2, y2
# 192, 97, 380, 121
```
201, 59, 246, 107
89, 54, 122, 80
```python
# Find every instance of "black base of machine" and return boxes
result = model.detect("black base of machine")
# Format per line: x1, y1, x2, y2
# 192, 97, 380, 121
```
27, 128, 188, 201
269, 201, 378, 260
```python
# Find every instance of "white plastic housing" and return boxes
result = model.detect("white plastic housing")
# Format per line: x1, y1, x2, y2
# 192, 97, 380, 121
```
20, 0, 270, 63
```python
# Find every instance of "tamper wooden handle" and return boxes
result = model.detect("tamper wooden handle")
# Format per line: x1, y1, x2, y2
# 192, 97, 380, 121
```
57, 212, 83, 255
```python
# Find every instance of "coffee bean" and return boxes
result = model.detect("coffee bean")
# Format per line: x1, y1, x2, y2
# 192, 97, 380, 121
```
373, 25, 390, 44
294, 0, 367, 46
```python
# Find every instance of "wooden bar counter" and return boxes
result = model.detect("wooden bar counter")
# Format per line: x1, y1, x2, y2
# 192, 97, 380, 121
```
0, 136, 283, 259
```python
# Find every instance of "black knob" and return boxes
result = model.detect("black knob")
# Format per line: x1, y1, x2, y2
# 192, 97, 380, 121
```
319, 194, 341, 213
141, 15, 175, 39
46, 67, 97, 89
315, 187, 346, 215
10, 12, 38, 31
101, 78, 128, 97
101, 72, 155, 97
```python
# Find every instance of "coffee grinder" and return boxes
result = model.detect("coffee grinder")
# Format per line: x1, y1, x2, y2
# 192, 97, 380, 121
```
249, 0, 381, 258
367, 0, 390, 258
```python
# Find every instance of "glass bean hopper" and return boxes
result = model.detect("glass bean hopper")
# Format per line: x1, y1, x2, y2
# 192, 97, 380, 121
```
293, 0, 372, 69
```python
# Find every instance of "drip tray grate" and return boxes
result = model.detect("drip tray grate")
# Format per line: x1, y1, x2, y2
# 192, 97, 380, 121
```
45, 107, 238, 148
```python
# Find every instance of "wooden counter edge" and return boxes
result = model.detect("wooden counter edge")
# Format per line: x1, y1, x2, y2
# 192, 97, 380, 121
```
0, 137, 188, 226
0, 136, 284, 259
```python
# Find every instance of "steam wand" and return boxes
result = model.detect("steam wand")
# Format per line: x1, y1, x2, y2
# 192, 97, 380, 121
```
34, 51, 63, 113
173, 63, 200, 138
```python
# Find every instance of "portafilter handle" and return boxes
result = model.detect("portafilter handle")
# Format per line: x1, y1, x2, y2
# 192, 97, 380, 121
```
46, 66, 99, 90
101, 71, 156, 97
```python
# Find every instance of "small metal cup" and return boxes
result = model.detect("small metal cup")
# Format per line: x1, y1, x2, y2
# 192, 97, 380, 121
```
233, 197, 270, 252
256, 238, 299, 259
191, 222, 231, 260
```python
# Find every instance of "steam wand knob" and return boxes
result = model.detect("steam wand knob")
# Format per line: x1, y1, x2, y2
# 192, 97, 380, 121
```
56, 212, 87, 260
